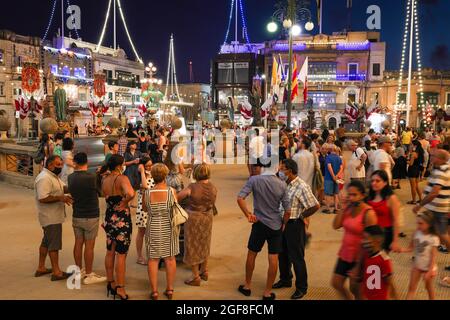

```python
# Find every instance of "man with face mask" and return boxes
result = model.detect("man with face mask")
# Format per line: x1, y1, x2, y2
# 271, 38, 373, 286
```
273, 159, 320, 299
34, 155, 73, 281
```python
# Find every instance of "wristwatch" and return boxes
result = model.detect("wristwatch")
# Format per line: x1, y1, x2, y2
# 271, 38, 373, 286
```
298, 212, 305, 220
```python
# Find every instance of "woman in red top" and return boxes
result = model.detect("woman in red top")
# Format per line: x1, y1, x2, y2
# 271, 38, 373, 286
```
366, 170, 402, 253
331, 180, 377, 300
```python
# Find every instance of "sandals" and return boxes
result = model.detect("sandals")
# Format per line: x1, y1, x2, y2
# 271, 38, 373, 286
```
150, 291, 159, 300
184, 277, 201, 286
164, 289, 174, 300
34, 268, 52, 277
200, 271, 209, 281
238, 285, 251, 297
114, 286, 129, 300
136, 257, 147, 265
440, 277, 450, 288
406, 201, 416, 205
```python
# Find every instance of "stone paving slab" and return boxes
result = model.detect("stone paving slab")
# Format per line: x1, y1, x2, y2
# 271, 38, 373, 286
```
0, 165, 448, 300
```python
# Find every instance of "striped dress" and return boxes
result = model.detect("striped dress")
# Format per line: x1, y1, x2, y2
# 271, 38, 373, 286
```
144, 188, 180, 259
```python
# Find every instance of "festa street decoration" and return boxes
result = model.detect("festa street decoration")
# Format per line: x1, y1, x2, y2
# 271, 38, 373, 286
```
21, 63, 41, 94
93, 73, 107, 98
14, 97, 44, 120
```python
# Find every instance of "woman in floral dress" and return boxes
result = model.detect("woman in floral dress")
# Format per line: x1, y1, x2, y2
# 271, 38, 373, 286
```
101, 154, 135, 300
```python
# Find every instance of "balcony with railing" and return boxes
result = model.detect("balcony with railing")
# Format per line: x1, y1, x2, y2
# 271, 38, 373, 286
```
308, 73, 367, 82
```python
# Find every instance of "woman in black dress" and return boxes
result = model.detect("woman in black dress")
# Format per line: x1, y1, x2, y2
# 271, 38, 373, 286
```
392, 144, 407, 189
124, 141, 142, 190
407, 140, 424, 204
101, 155, 135, 300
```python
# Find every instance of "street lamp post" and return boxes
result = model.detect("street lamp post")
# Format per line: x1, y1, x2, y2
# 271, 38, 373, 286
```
268, 0, 313, 130
285, 19, 294, 130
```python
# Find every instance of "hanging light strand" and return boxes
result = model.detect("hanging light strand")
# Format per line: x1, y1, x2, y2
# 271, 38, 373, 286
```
394, 0, 412, 129
42, 0, 58, 40
238, 0, 251, 44
413, 0, 425, 108
223, 0, 235, 47
396, 0, 411, 105
117, 0, 143, 63
95, 0, 112, 52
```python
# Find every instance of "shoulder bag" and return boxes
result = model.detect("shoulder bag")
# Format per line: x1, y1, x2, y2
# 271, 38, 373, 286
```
170, 188, 189, 228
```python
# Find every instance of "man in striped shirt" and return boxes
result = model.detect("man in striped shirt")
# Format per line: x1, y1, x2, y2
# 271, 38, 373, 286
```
272, 159, 320, 299
414, 149, 450, 270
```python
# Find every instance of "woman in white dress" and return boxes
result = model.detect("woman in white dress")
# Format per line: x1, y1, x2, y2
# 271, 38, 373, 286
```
135, 156, 155, 265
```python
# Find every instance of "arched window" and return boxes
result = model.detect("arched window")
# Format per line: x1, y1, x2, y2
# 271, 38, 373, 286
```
328, 117, 337, 130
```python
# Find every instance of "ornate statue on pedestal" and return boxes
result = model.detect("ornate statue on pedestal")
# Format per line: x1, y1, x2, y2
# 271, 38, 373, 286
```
53, 86, 68, 122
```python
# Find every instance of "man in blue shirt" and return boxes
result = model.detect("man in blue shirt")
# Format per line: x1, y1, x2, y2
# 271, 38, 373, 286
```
237, 163, 291, 300
323, 144, 343, 213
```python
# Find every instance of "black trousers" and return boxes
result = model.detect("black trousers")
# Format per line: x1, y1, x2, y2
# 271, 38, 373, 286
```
278, 219, 308, 292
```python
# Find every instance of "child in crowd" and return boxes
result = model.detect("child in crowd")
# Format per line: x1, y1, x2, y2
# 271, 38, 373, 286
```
354, 225, 395, 300
401, 211, 439, 300
53, 132, 64, 158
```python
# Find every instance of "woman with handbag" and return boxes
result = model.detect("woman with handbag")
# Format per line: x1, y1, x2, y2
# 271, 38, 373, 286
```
177, 163, 218, 286
142, 163, 180, 300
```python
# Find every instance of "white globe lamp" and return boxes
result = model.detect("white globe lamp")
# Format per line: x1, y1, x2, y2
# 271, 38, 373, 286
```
291, 24, 302, 36
305, 21, 314, 32
267, 21, 278, 33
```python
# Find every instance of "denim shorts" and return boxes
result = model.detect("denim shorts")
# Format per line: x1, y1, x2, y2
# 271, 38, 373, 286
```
324, 180, 339, 196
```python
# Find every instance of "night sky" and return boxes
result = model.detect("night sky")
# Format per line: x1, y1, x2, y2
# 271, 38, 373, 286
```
1, 0, 449, 83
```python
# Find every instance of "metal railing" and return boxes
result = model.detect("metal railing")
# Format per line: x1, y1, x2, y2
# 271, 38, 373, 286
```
0, 143, 39, 188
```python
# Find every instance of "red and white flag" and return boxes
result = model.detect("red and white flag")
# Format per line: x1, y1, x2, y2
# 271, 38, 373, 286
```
240, 100, 253, 120
298, 57, 309, 103
345, 101, 359, 122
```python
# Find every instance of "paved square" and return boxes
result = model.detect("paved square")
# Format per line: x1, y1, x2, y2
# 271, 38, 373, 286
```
0, 164, 448, 300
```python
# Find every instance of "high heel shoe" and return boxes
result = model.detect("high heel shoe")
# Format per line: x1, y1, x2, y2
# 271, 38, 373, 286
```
184, 276, 201, 286
114, 286, 129, 300
163, 289, 174, 300
107, 281, 116, 298
200, 271, 209, 281
150, 291, 159, 300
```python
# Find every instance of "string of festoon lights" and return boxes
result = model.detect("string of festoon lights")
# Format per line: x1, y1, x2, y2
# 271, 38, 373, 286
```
223, 0, 236, 47
394, 0, 425, 129
413, 0, 426, 127
393, 0, 411, 129
42, 0, 58, 40
95, 0, 143, 64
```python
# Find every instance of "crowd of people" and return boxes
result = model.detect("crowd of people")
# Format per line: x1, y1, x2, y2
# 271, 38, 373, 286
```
237, 124, 449, 300
32, 121, 450, 300
34, 124, 217, 300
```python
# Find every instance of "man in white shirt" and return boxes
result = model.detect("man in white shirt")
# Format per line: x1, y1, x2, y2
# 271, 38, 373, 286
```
292, 137, 316, 187
348, 140, 367, 182
249, 128, 265, 164
372, 136, 394, 184
34, 155, 73, 281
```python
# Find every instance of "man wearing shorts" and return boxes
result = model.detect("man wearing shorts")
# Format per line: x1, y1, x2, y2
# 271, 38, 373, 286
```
323, 145, 343, 214
237, 163, 291, 300
34, 155, 73, 281
68, 152, 106, 284
414, 149, 450, 271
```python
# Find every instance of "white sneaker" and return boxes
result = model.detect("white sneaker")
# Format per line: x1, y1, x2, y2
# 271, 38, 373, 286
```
83, 272, 107, 285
